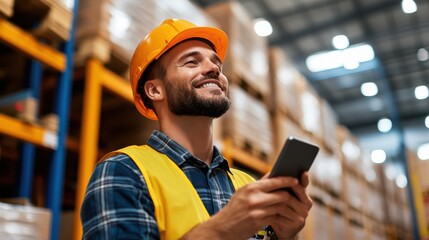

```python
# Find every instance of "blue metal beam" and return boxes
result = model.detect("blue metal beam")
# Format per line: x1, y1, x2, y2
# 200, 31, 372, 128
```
374, 58, 420, 240
45, 0, 79, 239
18, 60, 42, 198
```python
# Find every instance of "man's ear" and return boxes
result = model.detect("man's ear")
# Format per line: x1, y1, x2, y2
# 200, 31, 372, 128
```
144, 79, 164, 102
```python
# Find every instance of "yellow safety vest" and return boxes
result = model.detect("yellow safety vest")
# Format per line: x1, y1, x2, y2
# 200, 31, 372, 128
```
102, 145, 255, 240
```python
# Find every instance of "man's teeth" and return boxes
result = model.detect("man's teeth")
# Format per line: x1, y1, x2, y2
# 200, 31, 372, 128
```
201, 83, 218, 88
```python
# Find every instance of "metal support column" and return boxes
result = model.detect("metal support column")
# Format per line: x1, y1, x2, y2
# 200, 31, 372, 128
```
45, 0, 79, 239
72, 58, 103, 240
375, 59, 420, 240
18, 60, 42, 198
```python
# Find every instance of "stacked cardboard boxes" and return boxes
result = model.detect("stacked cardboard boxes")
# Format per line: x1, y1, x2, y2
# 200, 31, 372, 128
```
75, 0, 218, 75
206, 2, 270, 97
0, 202, 51, 240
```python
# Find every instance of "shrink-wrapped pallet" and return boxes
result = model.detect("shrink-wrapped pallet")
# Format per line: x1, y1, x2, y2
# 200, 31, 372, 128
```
221, 85, 273, 161
205, 2, 269, 97
75, 0, 217, 74
337, 125, 364, 176
311, 149, 342, 195
345, 173, 365, 210
300, 201, 331, 240
366, 186, 385, 222
297, 76, 323, 141
0, 202, 51, 240
321, 99, 338, 152
273, 113, 303, 154
331, 211, 347, 239
268, 47, 301, 122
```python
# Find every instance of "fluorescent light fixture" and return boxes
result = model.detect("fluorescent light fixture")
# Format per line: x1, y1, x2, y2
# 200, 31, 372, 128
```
343, 57, 360, 70
425, 115, 429, 128
332, 35, 350, 49
415, 85, 429, 100
306, 51, 343, 72
254, 19, 273, 37
377, 118, 392, 133
361, 82, 378, 97
395, 174, 408, 188
417, 143, 429, 160
306, 43, 374, 72
402, 0, 417, 14
417, 48, 429, 61
371, 149, 386, 163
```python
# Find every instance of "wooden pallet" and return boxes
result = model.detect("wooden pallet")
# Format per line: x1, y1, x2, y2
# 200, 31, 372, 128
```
11, 0, 72, 43
231, 136, 270, 162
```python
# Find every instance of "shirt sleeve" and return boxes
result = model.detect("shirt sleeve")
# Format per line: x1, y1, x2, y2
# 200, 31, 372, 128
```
81, 154, 160, 239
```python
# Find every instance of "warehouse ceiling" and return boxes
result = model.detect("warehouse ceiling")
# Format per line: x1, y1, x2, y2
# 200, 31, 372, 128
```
191, 0, 429, 163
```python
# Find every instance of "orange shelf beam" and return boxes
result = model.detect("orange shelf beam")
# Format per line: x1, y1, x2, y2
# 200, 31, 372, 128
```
0, 18, 66, 71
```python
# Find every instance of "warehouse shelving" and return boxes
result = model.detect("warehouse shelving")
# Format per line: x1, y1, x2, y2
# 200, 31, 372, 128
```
0, 0, 79, 239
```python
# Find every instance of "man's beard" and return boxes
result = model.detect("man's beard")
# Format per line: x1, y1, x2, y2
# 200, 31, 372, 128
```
164, 77, 231, 118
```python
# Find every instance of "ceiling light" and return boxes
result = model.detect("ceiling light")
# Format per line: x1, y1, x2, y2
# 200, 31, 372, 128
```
417, 143, 429, 160
377, 118, 392, 133
306, 43, 374, 72
361, 82, 378, 97
414, 85, 429, 100
343, 57, 359, 70
425, 116, 429, 128
332, 35, 349, 49
395, 174, 408, 188
253, 19, 273, 37
371, 149, 386, 164
402, 0, 417, 14
417, 48, 429, 61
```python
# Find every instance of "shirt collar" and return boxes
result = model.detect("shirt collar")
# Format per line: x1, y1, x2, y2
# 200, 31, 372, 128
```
146, 130, 231, 173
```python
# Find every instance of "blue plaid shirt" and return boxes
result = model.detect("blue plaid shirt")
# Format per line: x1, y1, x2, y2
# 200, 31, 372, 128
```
81, 130, 237, 239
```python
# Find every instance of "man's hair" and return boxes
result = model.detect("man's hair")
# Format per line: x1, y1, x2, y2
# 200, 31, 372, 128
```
136, 60, 166, 110
136, 37, 216, 110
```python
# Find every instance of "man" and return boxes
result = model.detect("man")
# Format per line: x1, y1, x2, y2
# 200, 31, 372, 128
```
81, 18, 313, 239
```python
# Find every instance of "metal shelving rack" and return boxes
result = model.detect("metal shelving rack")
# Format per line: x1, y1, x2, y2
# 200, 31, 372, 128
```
0, 0, 79, 238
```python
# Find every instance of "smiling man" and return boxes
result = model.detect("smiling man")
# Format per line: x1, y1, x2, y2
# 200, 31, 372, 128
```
81, 19, 313, 240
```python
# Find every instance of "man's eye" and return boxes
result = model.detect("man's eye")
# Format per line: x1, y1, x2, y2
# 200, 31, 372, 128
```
185, 60, 198, 65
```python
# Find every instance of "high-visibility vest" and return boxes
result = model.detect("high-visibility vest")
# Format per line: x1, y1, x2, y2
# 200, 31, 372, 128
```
102, 145, 255, 240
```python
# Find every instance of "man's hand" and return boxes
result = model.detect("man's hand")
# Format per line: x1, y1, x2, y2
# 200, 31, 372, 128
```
268, 172, 313, 240
181, 172, 312, 240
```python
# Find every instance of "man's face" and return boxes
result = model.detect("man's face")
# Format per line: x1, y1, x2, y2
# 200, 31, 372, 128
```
159, 40, 230, 118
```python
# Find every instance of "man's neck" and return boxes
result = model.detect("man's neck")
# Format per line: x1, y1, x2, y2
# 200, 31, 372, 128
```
159, 115, 214, 165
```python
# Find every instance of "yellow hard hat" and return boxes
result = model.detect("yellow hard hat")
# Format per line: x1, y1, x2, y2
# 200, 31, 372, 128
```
129, 18, 229, 120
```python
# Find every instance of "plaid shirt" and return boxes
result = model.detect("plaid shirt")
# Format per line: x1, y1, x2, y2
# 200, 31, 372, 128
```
81, 130, 237, 239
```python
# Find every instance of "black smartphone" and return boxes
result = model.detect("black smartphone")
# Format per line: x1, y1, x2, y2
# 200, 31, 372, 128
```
269, 136, 319, 179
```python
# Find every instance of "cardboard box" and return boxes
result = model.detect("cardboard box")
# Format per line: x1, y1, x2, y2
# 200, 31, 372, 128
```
268, 47, 301, 123
0, 202, 51, 240
76, 0, 217, 73
206, 2, 269, 97
221, 85, 273, 161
